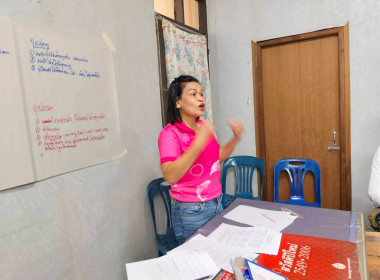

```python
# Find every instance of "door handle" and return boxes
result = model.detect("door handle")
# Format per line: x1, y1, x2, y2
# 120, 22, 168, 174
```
328, 131, 340, 151
328, 146, 341, 151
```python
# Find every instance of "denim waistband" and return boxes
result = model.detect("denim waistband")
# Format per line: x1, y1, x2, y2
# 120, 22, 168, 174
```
171, 194, 222, 205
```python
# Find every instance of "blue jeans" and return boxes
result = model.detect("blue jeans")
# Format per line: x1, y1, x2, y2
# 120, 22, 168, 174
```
171, 195, 223, 244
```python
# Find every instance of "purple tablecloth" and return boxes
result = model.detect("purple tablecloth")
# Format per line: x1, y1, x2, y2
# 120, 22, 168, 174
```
194, 198, 357, 242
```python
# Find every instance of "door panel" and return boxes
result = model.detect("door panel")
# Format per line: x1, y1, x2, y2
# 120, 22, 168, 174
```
253, 27, 350, 210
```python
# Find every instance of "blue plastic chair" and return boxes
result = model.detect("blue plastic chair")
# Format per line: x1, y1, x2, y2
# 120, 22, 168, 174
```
221, 156, 265, 209
147, 178, 179, 256
274, 158, 321, 207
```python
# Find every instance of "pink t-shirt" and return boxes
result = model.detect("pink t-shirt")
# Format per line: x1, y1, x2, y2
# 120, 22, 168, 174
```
158, 120, 222, 202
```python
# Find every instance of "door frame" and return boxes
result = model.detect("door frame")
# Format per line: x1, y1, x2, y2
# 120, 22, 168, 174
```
251, 23, 351, 210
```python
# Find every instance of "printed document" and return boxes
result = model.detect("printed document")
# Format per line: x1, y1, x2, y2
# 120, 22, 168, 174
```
223, 205, 297, 231
126, 250, 219, 280
207, 223, 282, 255
168, 234, 258, 272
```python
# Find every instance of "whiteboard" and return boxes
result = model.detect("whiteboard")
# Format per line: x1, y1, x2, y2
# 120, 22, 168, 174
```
0, 17, 121, 190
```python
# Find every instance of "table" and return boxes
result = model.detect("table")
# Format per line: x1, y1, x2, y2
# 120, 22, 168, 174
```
192, 198, 369, 280
365, 231, 380, 280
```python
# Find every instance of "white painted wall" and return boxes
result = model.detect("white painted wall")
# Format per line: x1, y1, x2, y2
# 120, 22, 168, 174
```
0, 1, 162, 279
207, 0, 380, 226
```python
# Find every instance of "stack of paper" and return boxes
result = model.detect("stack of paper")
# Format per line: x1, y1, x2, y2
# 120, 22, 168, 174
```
126, 250, 219, 280
126, 205, 300, 279
168, 223, 282, 272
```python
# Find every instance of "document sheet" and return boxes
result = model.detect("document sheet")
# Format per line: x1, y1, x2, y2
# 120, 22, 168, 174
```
168, 234, 258, 272
126, 250, 219, 280
207, 223, 282, 255
223, 205, 297, 231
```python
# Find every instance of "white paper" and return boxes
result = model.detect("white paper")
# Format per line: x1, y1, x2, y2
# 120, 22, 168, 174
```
0, 16, 121, 190
126, 250, 219, 280
14, 20, 121, 180
0, 17, 35, 190
223, 205, 297, 231
207, 223, 282, 255
168, 234, 258, 272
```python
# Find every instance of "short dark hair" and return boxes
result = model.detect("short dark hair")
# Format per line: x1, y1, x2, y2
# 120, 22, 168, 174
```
167, 75, 200, 124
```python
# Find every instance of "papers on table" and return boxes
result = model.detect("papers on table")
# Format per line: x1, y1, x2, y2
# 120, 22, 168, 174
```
126, 205, 298, 279
168, 223, 281, 272
168, 234, 258, 273
207, 224, 282, 255
126, 250, 219, 280
223, 205, 297, 231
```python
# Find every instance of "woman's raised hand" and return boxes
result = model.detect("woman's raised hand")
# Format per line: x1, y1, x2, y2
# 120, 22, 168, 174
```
228, 120, 245, 141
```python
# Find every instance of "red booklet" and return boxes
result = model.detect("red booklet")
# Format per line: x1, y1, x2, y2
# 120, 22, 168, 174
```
256, 233, 360, 280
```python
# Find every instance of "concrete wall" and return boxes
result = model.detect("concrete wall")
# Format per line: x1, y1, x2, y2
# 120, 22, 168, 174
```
207, 0, 380, 225
0, 1, 162, 279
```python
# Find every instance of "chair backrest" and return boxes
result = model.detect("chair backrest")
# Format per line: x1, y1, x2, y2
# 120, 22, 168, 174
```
274, 158, 321, 207
221, 156, 265, 200
146, 178, 175, 252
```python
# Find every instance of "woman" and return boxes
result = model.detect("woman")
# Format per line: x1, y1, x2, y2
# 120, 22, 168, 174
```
158, 75, 244, 244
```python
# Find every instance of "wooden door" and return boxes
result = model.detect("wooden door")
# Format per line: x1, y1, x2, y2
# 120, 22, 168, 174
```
252, 25, 351, 210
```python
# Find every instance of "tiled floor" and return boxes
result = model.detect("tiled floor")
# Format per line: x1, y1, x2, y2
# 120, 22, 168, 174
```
366, 231, 380, 280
